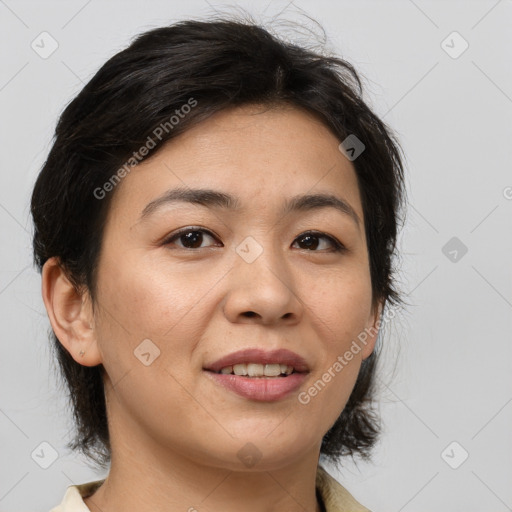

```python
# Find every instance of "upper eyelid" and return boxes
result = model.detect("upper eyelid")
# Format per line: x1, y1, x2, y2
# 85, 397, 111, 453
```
163, 226, 219, 245
294, 231, 344, 250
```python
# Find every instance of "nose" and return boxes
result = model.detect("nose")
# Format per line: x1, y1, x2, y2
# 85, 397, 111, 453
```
222, 241, 303, 326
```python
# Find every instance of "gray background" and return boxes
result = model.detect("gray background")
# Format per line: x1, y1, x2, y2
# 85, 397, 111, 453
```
1, 0, 511, 511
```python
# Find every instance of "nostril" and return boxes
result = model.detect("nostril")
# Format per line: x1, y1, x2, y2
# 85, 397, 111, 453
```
243, 311, 257, 317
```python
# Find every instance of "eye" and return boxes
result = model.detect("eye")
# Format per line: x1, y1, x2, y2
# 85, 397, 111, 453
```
163, 227, 221, 249
292, 231, 344, 252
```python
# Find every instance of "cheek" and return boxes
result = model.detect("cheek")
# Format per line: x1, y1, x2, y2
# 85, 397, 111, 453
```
96, 252, 218, 339
93, 251, 231, 398
93, 258, 213, 424
305, 264, 373, 343
297, 267, 373, 418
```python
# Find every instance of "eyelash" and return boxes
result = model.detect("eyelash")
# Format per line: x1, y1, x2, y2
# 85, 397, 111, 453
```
162, 227, 345, 253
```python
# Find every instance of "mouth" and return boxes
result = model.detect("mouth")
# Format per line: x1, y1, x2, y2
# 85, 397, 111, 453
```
208, 363, 299, 377
203, 348, 310, 374
203, 348, 310, 401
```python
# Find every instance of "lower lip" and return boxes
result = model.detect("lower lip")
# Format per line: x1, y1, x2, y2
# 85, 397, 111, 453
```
204, 371, 308, 402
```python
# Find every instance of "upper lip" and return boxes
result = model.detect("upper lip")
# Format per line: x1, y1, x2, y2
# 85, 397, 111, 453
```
204, 348, 310, 374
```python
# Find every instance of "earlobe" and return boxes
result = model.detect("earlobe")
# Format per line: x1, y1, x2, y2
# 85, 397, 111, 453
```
41, 257, 102, 367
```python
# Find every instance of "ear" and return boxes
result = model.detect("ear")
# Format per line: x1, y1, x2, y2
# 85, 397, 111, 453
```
360, 299, 384, 360
41, 257, 102, 367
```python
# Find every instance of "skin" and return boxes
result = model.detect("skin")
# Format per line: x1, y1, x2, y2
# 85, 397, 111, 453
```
42, 104, 382, 512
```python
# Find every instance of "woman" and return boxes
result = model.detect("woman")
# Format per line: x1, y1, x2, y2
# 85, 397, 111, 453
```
31, 16, 405, 512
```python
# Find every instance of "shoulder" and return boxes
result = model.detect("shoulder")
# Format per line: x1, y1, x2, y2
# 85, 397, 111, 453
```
316, 465, 371, 512
49, 479, 105, 512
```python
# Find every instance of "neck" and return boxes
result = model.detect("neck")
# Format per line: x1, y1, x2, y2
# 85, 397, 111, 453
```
84, 452, 323, 512
83, 399, 323, 512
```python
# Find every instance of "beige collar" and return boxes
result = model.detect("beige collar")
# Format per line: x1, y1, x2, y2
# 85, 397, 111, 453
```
316, 465, 371, 511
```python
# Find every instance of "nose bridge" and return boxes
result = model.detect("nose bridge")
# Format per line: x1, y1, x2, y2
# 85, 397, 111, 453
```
223, 232, 302, 324
235, 232, 287, 285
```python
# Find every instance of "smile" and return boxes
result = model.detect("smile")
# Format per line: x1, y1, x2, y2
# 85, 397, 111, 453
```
217, 363, 295, 377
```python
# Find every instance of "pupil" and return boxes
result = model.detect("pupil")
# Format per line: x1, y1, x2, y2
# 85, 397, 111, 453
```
300, 234, 318, 250
182, 231, 202, 248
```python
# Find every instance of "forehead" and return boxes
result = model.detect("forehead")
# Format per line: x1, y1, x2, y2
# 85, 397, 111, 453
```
107, 104, 363, 225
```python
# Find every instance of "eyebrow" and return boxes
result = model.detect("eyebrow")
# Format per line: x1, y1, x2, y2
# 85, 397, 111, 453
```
139, 187, 361, 227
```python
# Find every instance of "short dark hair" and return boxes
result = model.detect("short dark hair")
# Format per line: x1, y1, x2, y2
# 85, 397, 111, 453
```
30, 16, 405, 470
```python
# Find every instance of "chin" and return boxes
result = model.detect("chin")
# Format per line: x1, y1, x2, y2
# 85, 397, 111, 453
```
207, 431, 319, 472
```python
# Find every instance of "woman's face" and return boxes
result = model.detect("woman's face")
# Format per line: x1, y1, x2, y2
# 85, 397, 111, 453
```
88, 104, 380, 470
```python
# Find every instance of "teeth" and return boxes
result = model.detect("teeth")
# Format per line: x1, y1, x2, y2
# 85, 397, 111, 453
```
260, 364, 281, 377
233, 364, 247, 376
219, 363, 295, 376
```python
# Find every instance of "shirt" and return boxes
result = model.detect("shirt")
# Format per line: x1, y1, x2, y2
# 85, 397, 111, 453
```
49, 464, 370, 512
